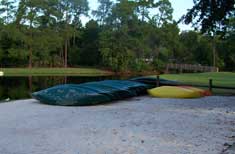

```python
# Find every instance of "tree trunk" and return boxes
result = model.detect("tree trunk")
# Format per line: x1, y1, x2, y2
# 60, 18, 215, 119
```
64, 39, 68, 68
29, 46, 32, 68
213, 46, 216, 67
73, 29, 76, 46
60, 48, 64, 67
29, 18, 33, 68
64, 10, 69, 68
212, 37, 216, 67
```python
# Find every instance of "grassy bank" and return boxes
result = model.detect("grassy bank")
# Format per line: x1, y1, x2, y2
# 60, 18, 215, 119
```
0, 68, 113, 77
160, 72, 235, 87
159, 72, 235, 95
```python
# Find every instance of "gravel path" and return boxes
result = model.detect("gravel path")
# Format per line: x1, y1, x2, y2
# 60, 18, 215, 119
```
0, 96, 235, 154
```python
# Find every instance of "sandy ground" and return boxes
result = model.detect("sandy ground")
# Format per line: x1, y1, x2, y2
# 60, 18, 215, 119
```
0, 96, 235, 154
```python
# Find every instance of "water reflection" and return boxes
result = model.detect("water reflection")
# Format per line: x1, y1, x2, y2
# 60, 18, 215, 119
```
0, 76, 125, 101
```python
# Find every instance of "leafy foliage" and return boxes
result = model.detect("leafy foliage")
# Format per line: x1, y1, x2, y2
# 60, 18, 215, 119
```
0, 0, 234, 71
182, 0, 235, 35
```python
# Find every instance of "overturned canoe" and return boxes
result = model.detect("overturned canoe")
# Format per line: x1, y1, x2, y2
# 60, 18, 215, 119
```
148, 86, 203, 99
32, 84, 111, 106
130, 76, 179, 87
32, 80, 150, 106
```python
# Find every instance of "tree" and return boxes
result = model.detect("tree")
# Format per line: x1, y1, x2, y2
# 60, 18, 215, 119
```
197, 36, 214, 66
0, 0, 234, 71
37, 0, 62, 28
159, 22, 182, 63
13, 0, 64, 67
100, 26, 134, 71
223, 35, 235, 70
135, 0, 154, 22
180, 31, 200, 63
217, 16, 235, 70
0, 0, 16, 24
151, 0, 173, 27
181, 0, 235, 67
98, 0, 139, 71
35, 0, 64, 67
92, 0, 113, 25
77, 20, 101, 66
58, 0, 89, 67
181, 0, 235, 34
15, 0, 42, 68
0, 24, 27, 67
110, 0, 138, 27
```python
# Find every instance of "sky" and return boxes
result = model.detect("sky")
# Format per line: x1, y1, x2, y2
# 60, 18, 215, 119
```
81, 0, 194, 31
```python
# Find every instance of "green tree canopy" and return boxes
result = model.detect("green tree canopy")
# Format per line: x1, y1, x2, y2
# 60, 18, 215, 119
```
181, 0, 235, 35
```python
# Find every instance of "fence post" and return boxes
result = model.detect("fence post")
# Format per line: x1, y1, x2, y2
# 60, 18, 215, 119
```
209, 79, 213, 92
156, 75, 160, 87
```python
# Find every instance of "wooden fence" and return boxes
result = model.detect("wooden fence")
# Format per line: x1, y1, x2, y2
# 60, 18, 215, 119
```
166, 63, 219, 73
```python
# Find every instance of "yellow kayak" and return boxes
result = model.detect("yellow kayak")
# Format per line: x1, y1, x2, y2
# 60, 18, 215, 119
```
178, 86, 212, 96
148, 86, 202, 99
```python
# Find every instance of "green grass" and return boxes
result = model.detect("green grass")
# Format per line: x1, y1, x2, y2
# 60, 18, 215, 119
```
0, 68, 113, 77
158, 72, 235, 95
160, 72, 235, 87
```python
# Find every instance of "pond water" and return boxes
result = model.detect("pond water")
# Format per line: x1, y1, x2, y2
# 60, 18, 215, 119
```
0, 76, 130, 101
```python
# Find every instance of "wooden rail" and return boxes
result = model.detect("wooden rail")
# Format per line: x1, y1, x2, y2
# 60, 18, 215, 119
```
166, 63, 219, 73
155, 76, 235, 93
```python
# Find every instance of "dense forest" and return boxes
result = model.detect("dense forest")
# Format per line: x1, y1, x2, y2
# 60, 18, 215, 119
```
0, 0, 234, 71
